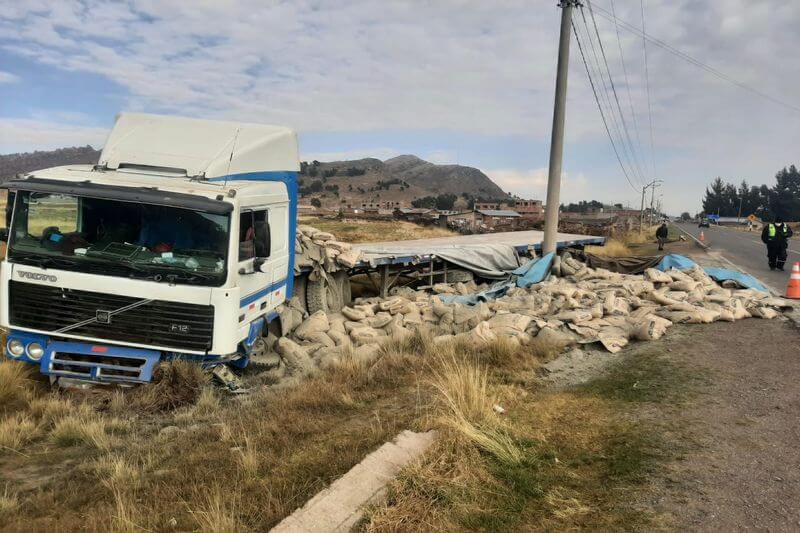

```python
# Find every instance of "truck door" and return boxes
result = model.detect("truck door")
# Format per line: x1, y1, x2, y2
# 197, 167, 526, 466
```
237, 206, 288, 319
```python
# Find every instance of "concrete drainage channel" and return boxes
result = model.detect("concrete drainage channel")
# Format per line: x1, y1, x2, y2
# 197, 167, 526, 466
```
272, 430, 437, 532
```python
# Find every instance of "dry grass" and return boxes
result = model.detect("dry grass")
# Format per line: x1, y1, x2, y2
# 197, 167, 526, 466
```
0, 413, 38, 451
586, 228, 661, 257
0, 326, 682, 531
49, 414, 113, 450
299, 216, 455, 243
0, 487, 19, 517
93, 455, 142, 491
0, 360, 37, 415
190, 489, 241, 533
586, 238, 632, 257
130, 360, 208, 412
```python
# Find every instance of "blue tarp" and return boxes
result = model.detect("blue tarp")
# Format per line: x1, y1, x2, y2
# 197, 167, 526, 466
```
656, 254, 769, 293
655, 254, 696, 271
440, 253, 555, 305
514, 252, 555, 288
702, 267, 769, 293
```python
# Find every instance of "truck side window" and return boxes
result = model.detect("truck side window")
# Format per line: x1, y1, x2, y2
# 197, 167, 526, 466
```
239, 212, 255, 261
253, 210, 270, 258
239, 209, 270, 261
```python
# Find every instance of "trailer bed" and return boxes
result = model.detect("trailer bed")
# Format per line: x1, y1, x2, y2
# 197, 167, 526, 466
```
352, 229, 605, 267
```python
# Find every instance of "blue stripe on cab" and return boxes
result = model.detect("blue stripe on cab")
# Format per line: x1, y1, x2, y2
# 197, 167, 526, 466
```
208, 170, 298, 303
240, 278, 287, 307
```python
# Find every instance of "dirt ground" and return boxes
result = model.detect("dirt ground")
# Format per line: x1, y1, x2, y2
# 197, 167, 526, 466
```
644, 318, 800, 530
560, 317, 800, 530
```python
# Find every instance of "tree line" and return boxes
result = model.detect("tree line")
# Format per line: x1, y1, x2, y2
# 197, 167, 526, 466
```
702, 165, 800, 220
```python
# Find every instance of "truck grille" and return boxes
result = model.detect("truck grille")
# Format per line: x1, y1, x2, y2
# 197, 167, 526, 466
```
9, 281, 214, 352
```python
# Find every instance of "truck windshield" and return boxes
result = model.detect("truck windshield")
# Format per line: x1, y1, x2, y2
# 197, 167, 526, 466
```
8, 191, 230, 286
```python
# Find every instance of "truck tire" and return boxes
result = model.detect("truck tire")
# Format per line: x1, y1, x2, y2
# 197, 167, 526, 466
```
333, 271, 352, 307
306, 275, 343, 314
293, 275, 308, 312
445, 269, 473, 283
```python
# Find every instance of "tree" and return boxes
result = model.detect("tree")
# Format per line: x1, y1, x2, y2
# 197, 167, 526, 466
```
702, 177, 726, 215
453, 196, 469, 211
435, 193, 457, 210
411, 196, 437, 209
310, 198, 322, 208
680, 212, 691, 221
771, 165, 800, 220
700, 165, 800, 220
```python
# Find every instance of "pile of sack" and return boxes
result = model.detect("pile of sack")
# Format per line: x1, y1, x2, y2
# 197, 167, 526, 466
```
268, 255, 789, 378
295, 225, 362, 280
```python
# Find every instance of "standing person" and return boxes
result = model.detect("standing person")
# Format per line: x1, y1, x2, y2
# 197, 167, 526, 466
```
761, 217, 794, 271
656, 222, 668, 251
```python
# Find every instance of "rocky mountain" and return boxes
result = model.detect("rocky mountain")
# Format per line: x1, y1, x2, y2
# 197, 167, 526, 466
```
0, 146, 101, 181
300, 154, 508, 208
0, 147, 510, 208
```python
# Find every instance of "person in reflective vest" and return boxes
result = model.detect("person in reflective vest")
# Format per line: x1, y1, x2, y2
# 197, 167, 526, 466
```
760, 217, 793, 271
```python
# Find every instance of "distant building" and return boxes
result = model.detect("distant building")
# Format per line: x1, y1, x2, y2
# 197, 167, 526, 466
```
475, 209, 521, 229
475, 199, 543, 220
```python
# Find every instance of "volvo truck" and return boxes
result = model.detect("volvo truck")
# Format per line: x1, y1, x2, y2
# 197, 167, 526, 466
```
1, 113, 299, 384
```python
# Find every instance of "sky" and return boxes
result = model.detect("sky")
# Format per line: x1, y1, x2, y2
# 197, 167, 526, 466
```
1, 0, 798, 214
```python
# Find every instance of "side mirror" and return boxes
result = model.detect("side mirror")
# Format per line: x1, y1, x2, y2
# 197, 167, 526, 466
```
0, 228, 8, 242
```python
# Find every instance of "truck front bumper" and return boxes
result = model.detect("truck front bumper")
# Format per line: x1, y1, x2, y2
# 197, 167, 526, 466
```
5, 330, 161, 384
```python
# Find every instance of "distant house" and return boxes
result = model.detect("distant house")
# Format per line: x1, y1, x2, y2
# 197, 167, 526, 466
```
394, 207, 434, 223
475, 199, 543, 220
512, 199, 544, 219
475, 209, 521, 229
436, 210, 476, 228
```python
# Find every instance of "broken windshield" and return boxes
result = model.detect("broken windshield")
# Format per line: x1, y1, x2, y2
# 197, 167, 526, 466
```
8, 191, 230, 286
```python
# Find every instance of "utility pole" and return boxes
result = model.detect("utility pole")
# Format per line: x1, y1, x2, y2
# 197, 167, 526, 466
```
543, 0, 581, 255
639, 179, 662, 231
639, 187, 646, 232
737, 196, 743, 222
649, 181, 661, 224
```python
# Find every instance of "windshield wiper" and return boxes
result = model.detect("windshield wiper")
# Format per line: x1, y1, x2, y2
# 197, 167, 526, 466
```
118, 259, 214, 284
9, 253, 78, 269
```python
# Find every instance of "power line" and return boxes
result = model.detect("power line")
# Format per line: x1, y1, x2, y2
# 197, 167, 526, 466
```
639, 0, 657, 182
572, 19, 641, 194
585, 0, 648, 186
608, 0, 647, 183
577, 6, 647, 186
592, 3, 800, 115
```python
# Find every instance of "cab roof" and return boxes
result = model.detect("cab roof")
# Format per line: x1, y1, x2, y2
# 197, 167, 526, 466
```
18, 165, 289, 201
100, 113, 299, 179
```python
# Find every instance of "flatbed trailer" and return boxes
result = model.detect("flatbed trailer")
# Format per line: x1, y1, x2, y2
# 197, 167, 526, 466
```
342, 230, 606, 298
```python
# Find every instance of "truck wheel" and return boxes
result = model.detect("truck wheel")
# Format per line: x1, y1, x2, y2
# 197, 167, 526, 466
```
306, 275, 343, 314
445, 269, 473, 283
333, 271, 352, 307
293, 275, 308, 312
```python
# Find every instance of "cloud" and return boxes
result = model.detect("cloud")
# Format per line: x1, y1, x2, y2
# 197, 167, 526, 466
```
300, 147, 402, 163
1, 1, 799, 213
486, 167, 590, 204
0, 70, 19, 84
0, 117, 107, 153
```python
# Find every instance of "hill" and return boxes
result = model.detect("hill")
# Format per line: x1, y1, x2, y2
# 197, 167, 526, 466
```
0, 147, 510, 208
0, 146, 100, 180
300, 154, 509, 209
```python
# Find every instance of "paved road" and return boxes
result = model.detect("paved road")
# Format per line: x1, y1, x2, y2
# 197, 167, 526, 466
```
674, 222, 798, 293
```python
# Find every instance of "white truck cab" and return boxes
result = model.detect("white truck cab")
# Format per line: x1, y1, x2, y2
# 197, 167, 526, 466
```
1, 113, 298, 384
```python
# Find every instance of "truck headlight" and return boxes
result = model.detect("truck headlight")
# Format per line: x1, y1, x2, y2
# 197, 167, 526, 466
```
7, 340, 24, 358
26, 343, 44, 361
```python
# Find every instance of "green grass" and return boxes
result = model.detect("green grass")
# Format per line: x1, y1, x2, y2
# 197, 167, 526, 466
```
369, 344, 708, 531
576, 349, 709, 404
